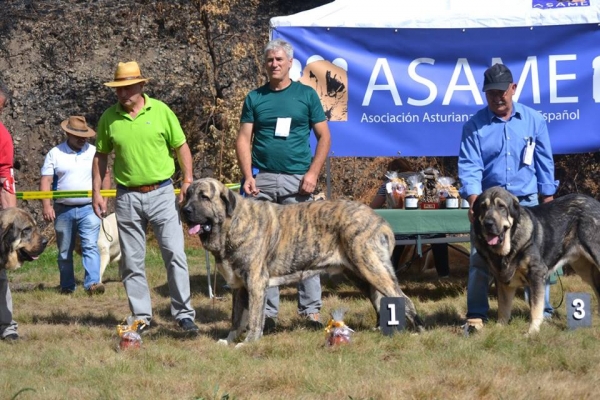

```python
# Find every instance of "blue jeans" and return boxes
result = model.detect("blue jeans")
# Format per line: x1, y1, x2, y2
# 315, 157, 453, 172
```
54, 203, 101, 291
466, 193, 554, 321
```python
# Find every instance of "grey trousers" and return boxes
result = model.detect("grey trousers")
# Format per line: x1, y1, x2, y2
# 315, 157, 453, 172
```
115, 183, 195, 325
254, 172, 322, 318
0, 269, 18, 338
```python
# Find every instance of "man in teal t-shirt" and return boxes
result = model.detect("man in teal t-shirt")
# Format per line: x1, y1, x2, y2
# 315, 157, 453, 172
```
236, 39, 332, 332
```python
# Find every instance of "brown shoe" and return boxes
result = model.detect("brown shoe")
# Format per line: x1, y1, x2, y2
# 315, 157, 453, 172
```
307, 313, 321, 322
463, 318, 484, 336
87, 283, 105, 295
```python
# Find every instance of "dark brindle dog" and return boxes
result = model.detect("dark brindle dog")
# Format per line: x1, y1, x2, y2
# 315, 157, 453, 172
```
0, 208, 47, 271
181, 178, 424, 345
473, 186, 600, 334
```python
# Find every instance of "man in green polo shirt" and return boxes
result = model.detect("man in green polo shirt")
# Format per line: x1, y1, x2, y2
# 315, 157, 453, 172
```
92, 61, 199, 335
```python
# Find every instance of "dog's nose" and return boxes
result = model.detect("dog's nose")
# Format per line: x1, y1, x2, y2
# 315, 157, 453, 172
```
181, 205, 192, 219
483, 219, 495, 231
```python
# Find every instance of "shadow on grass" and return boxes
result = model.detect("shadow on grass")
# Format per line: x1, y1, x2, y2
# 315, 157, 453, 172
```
143, 326, 207, 341
402, 279, 467, 302
144, 256, 545, 337
152, 303, 232, 340
10, 283, 47, 292
31, 310, 121, 328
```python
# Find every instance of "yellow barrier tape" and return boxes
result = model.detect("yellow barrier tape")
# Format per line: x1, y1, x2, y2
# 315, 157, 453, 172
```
16, 183, 241, 200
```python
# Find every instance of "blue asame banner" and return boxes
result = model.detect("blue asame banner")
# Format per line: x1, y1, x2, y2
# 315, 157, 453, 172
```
271, 24, 600, 156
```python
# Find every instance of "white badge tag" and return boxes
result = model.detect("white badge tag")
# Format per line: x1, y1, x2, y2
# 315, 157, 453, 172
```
275, 117, 292, 137
523, 139, 535, 166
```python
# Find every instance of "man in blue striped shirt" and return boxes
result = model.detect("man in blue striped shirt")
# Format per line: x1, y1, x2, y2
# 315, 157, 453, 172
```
458, 63, 559, 334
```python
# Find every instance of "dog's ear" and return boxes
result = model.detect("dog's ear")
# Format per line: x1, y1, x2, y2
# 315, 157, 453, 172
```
508, 192, 521, 221
0, 220, 16, 267
472, 195, 482, 218
221, 187, 237, 217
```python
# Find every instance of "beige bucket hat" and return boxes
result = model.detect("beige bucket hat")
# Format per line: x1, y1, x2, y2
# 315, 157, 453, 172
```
104, 61, 150, 88
60, 116, 95, 138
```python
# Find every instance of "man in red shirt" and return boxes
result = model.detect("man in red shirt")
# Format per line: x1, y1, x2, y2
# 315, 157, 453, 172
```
0, 88, 16, 210
0, 85, 19, 341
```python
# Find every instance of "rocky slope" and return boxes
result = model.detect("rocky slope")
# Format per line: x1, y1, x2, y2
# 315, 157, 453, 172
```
0, 0, 331, 218
1, 0, 598, 228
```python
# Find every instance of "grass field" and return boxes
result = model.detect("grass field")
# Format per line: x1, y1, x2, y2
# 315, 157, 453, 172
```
2, 238, 600, 400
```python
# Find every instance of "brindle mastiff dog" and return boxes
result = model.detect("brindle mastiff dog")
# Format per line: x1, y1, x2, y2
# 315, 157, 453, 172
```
472, 186, 600, 334
181, 178, 424, 345
0, 207, 48, 270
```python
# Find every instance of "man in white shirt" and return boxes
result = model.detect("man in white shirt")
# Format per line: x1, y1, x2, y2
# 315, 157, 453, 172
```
40, 116, 110, 294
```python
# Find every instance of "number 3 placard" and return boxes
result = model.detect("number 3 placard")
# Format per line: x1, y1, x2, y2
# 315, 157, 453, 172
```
566, 292, 592, 330
380, 297, 405, 336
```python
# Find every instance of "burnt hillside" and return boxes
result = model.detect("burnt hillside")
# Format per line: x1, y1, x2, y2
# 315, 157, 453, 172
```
0, 0, 598, 227
0, 0, 330, 216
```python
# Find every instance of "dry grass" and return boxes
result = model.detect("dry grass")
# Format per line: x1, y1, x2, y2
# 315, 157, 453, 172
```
2, 237, 600, 400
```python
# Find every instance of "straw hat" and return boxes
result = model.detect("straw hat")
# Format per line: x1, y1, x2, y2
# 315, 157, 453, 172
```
104, 61, 150, 88
60, 116, 95, 138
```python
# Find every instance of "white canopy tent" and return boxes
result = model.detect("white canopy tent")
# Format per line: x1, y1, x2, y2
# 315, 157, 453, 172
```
270, 0, 600, 30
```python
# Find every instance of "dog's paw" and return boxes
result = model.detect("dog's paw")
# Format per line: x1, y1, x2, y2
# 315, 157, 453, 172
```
524, 331, 539, 338
526, 319, 543, 337
217, 339, 230, 346
234, 342, 246, 349
525, 328, 541, 338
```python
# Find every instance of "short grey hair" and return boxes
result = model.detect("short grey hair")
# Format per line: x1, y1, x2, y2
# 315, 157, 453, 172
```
264, 39, 293, 60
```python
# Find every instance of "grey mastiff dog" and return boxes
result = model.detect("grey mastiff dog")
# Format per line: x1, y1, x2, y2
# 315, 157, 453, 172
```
473, 186, 600, 335
0, 208, 48, 271
181, 178, 424, 345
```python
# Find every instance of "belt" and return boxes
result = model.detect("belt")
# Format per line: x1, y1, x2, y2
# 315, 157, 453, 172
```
118, 179, 171, 193
57, 203, 92, 207
516, 194, 536, 202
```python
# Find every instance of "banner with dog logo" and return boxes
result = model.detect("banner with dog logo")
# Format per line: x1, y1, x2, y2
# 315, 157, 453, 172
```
271, 0, 600, 157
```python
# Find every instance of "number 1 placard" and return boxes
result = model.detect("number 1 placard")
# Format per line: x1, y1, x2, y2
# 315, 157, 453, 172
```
380, 297, 405, 336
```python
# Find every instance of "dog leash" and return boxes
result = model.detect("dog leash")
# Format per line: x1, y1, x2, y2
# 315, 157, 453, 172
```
552, 274, 565, 310
205, 251, 225, 301
101, 217, 114, 243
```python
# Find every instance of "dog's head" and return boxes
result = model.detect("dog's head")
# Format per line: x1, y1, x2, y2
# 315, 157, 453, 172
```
0, 208, 48, 270
472, 187, 520, 256
180, 178, 238, 249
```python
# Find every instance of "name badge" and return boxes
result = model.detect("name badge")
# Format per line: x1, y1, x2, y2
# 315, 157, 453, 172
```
275, 117, 291, 137
523, 138, 535, 166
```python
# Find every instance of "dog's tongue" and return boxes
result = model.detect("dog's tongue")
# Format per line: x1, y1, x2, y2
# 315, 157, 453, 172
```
31, 255, 39, 260
487, 235, 500, 246
188, 224, 201, 235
